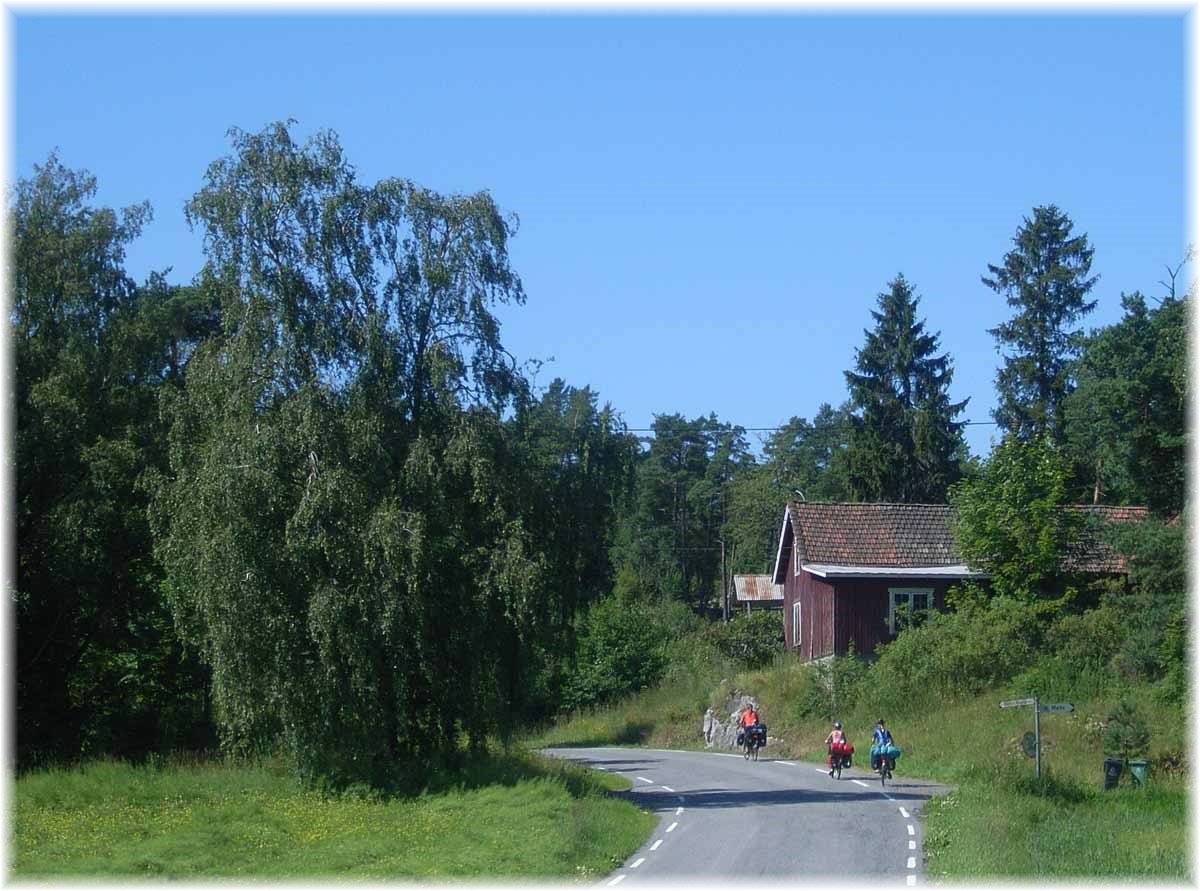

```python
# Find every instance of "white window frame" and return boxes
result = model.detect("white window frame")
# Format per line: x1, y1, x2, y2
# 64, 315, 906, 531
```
887, 587, 933, 635
794, 544, 800, 576
793, 601, 802, 650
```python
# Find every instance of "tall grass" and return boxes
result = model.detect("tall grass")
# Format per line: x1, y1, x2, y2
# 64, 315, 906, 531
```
13, 751, 655, 880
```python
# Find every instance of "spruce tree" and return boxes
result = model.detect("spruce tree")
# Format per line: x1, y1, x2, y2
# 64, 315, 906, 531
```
984, 205, 1098, 443
842, 274, 968, 503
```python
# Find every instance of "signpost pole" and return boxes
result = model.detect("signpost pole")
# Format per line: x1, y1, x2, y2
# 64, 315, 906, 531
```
1034, 697, 1041, 780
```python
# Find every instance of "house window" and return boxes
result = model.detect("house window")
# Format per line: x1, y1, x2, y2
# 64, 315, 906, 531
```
794, 545, 800, 576
888, 588, 932, 635
793, 602, 802, 650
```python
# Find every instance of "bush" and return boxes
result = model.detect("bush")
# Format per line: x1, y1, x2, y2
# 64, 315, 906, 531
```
700, 610, 784, 669
860, 595, 1047, 717
1103, 698, 1150, 761
794, 652, 870, 721
561, 597, 669, 711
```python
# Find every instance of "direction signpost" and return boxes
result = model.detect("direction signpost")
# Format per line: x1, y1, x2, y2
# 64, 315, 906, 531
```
999, 697, 1074, 778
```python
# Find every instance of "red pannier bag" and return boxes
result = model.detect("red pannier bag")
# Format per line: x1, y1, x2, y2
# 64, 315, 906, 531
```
829, 741, 854, 767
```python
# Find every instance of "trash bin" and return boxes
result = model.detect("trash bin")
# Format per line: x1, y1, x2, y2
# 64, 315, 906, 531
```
1103, 757, 1124, 790
1128, 759, 1149, 786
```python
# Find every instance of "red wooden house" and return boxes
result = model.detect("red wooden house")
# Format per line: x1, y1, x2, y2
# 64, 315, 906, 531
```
772, 500, 1145, 661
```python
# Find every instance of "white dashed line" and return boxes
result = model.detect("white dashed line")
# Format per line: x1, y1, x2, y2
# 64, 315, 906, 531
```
778, 761, 796, 766
631, 858, 645, 869
899, 807, 910, 818
676, 796, 685, 804
661, 785, 675, 792
907, 857, 916, 869
607, 875, 626, 886
852, 779, 870, 788
909, 840, 916, 850
675, 806, 683, 815
596, 767, 607, 771
666, 822, 679, 833
907, 875, 916, 886
907, 824, 916, 836
814, 768, 828, 775
636, 777, 653, 784
650, 840, 663, 851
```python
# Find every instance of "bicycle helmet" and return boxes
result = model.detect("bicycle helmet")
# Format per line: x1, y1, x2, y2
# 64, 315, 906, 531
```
833, 722, 841, 729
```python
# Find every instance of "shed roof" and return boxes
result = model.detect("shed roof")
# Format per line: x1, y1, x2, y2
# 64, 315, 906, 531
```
732, 574, 784, 602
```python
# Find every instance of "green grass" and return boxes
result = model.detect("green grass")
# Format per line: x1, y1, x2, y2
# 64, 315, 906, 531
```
922, 769, 1189, 879
528, 652, 1191, 882
12, 751, 655, 881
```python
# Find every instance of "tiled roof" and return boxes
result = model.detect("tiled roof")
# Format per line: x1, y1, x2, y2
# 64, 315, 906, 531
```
783, 501, 1147, 574
733, 574, 784, 602
1063, 505, 1150, 573
787, 502, 959, 567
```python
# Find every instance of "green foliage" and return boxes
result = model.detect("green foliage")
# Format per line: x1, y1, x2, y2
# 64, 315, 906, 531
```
984, 204, 1098, 443
12, 154, 215, 766
699, 610, 784, 669
862, 595, 1047, 716
949, 436, 1083, 599
1102, 698, 1150, 760
610, 413, 750, 613
1100, 518, 1188, 694
842, 273, 969, 502
795, 652, 870, 721
561, 597, 670, 711
1064, 290, 1188, 514
723, 403, 853, 576
150, 122, 607, 785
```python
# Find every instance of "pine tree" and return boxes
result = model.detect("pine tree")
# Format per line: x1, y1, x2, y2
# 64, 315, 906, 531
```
842, 274, 968, 503
984, 205, 1098, 443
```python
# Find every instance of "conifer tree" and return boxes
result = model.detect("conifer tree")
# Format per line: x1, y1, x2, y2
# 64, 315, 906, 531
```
984, 205, 1098, 443
842, 274, 967, 503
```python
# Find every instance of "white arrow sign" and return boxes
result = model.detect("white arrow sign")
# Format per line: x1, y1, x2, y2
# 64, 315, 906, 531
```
999, 698, 1037, 708
1039, 702, 1075, 713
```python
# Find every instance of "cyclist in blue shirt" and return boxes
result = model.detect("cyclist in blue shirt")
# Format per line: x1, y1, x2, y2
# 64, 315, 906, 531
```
873, 719, 893, 748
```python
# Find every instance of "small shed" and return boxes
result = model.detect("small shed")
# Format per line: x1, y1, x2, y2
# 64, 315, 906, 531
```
732, 574, 784, 614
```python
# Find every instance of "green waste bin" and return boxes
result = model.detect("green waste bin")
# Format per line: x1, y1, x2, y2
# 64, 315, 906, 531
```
1128, 759, 1149, 785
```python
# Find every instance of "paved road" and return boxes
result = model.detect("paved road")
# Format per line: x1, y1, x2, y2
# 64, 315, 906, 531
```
543, 746, 952, 886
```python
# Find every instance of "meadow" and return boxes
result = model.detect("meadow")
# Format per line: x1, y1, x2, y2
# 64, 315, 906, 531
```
12, 751, 654, 880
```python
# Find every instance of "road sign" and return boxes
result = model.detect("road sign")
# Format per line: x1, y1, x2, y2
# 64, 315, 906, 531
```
1000, 698, 1037, 708
1021, 731, 1037, 758
1039, 702, 1075, 713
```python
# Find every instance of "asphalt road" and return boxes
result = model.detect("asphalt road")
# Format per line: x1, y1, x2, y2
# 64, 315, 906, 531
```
543, 746, 952, 886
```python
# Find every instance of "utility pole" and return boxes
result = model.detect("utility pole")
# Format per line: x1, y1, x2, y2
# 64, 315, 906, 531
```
720, 538, 728, 621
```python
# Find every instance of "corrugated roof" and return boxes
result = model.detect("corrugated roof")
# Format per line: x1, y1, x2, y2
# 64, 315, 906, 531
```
733, 574, 784, 602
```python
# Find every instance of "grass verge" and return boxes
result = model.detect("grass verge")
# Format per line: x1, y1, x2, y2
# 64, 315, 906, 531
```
529, 653, 1191, 882
12, 751, 655, 881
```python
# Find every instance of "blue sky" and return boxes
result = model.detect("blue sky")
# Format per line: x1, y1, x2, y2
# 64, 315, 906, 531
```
13, 12, 1189, 458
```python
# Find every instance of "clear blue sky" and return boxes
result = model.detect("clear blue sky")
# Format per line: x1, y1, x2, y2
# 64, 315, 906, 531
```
14, 12, 1189, 458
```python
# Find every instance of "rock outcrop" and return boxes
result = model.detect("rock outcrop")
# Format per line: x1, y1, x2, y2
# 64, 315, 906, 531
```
702, 691, 765, 750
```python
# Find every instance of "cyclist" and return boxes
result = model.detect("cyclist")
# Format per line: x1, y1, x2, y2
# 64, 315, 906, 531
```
872, 719, 894, 775
825, 721, 847, 777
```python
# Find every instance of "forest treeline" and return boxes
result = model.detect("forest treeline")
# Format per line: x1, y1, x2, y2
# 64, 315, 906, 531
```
13, 122, 1189, 785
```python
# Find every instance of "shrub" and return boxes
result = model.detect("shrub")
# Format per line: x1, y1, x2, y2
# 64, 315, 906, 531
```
794, 652, 870, 721
700, 610, 784, 669
561, 597, 668, 711
1103, 698, 1150, 761
860, 595, 1046, 717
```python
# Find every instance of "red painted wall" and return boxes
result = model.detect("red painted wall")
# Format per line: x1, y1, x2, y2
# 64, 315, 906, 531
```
784, 568, 957, 659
